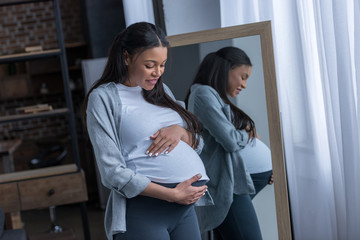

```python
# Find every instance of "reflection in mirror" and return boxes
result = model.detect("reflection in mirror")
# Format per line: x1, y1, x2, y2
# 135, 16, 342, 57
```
165, 36, 270, 146
164, 21, 291, 240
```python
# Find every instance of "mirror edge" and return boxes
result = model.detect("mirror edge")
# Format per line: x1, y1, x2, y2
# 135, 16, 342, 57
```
260, 21, 292, 240
167, 20, 292, 240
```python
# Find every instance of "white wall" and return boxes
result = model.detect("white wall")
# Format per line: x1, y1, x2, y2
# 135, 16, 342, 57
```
122, 0, 155, 26
163, 0, 221, 35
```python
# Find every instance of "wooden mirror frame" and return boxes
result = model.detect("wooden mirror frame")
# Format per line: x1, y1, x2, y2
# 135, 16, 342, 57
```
167, 21, 292, 240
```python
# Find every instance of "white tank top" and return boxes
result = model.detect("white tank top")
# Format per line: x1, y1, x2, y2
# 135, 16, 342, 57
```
117, 83, 209, 183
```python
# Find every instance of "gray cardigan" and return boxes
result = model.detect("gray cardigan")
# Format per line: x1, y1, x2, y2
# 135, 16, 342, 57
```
86, 82, 206, 239
187, 84, 255, 233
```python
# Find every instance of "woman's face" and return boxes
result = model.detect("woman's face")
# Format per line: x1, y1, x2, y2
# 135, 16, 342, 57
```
124, 46, 167, 90
227, 64, 252, 98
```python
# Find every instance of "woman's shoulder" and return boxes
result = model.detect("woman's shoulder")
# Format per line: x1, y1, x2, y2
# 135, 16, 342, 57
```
91, 82, 117, 95
190, 84, 222, 103
88, 82, 120, 106
191, 84, 219, 96
89, 82, 119, 101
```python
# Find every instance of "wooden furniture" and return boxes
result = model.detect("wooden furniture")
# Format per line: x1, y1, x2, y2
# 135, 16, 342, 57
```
0, 207, 27, 240
0, 164, 87, 231
0, 1, 91, 238
0, 139, 22, 173
0, 0, 81, 168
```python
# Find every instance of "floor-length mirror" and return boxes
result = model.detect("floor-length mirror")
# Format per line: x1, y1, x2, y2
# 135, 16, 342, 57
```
164, 21, 292, 240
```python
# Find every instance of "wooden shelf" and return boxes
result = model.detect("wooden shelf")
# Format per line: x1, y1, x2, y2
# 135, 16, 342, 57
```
0, 49, 61, 63
28, 64, 81, 76
0, 1, 90, 237
0, 0, 51, 7
0, 164, 78, 184
0, 108, 70, 123
65, 42, 87, 49
0, 139, 22, 155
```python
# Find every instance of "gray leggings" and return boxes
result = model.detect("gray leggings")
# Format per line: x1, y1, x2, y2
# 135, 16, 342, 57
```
215, 194, 262, 240
250, 170, 273, 199
113, 182, 204, 240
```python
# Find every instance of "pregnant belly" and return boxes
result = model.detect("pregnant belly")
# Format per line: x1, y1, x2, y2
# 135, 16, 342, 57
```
129, 141, 209, 183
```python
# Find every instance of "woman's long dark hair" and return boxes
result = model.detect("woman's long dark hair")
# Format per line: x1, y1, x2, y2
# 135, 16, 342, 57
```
185, 46, 256, 138
82, 22, 202, 148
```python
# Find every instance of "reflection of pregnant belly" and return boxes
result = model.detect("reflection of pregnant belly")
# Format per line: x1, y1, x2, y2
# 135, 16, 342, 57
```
131, 141, 209, 184
239, 139, 272, 174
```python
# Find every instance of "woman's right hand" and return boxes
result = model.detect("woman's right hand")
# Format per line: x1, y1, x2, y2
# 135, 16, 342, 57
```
146, 125, 188, 156
140, 174, 207, 205
246, 125, 260, 140
172, 174, 207, 205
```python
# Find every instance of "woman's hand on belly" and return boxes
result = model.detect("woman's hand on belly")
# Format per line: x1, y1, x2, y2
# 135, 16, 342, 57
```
140, 173, 207, 205
146, 124, 188, 156
172, 173, 208, 205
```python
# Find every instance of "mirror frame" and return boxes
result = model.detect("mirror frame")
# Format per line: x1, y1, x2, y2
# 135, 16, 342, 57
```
167, 21, 292, 240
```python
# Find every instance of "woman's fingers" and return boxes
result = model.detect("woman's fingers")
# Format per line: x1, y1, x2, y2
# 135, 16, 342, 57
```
146, 138, 167, 156
186, 173, 202, 184
146, 126, 183, 156
268, 174, 274, 184
163, 144, 175, 154
178, 191, 205, 205
146, 131, 167, 155
194, 189, 206, 199
186, 188, 207, 205
146, 138, 178, 156
173, 174, 208, 205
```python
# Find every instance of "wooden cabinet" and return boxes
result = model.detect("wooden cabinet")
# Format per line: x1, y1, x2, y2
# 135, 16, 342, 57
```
18, 170, 87, 210
0, 182, 20, 212
0, 164, 88, 212
0, 164, 88, 231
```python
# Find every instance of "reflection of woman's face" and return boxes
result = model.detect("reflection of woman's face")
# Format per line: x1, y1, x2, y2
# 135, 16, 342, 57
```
124, 46, 167, 90
227, 64, 252, 98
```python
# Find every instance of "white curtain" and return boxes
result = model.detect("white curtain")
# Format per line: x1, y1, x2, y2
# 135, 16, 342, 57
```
220, 0, 360, 239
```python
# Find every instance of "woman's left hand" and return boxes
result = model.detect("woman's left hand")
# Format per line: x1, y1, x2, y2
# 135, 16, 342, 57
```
146, 125, 187, 157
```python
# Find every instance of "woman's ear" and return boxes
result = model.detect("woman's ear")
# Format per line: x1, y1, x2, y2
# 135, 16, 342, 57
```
124, 50, 129, 66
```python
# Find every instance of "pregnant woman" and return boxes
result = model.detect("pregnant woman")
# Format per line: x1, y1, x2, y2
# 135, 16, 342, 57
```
186, 46, 272, 240
83, 22, 212, 240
